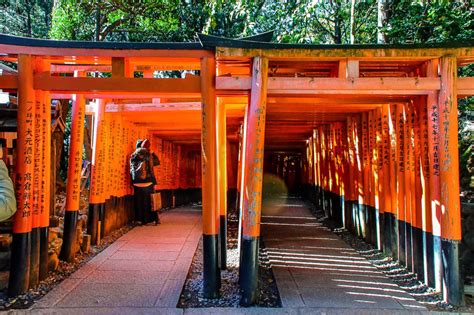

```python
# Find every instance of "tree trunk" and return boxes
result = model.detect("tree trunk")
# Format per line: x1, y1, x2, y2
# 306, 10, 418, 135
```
377, 0, 390, 43
350, 0, 356, 44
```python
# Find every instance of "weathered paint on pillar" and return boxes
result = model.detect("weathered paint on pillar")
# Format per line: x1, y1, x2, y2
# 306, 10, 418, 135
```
240, 56, 268, 306
9, 54, 34, 296
39, 91, 51, 281
88, 99, 106, 246
200, 57, 220, 298
217, 98, 228, 270
60, 82, 86, 262
389, 104, 399, 260
30, 87, 43, 288
438, 55, 463, 306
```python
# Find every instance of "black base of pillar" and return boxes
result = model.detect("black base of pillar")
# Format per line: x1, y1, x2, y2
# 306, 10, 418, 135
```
88, 203, 100, 245
219, 215, 227, 270
8, 232, 31, 297
203, 234, 220, 299
39, 226, 49, 281
29, 227, 40, 288
240, 237, 259, 307
399, 221, 407, 266
433, 235, 443, 292
412, 226, 424, 281
425, 231, 435, 287
441, 238, 464, 306
99, 203, 105, 239
406, 222, 413, 272
390, 213, 399, 260
344, 200, 353, 232
383, 212, 393, 256
60, 210, 78, 262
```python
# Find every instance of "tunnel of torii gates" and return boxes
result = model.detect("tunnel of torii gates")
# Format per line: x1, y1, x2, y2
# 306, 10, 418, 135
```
0, 33, 473, 306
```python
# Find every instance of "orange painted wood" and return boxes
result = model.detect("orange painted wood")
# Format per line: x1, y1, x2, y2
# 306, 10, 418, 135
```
439, 56, 461, 241
389, 104, 399, 222
217, 76, 441, 92
32, 89, 43, 229
65, 86, 86, 210
381, 105, 392, 216
201, 57, 219, 235
0, 75, 18, 89
0, 44, 213, 58
396, 104, 406, 225
13, 55, 35, 234
39, 91, 51, 228
242, 57, 268, 238
89, 100, 106, 204
34, 74, 201, 94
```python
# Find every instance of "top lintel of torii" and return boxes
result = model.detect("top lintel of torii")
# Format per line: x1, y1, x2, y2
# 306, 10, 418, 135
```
0, 32, 472, 61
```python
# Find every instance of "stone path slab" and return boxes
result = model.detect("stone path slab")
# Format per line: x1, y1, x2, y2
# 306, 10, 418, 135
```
261, 197, 428, 313
31, 208, 201, 314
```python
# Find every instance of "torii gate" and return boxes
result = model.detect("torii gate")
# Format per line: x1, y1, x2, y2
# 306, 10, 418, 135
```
0, 33, 473, 306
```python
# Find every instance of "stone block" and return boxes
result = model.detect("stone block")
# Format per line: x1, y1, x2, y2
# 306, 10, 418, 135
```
82, 234, 91, 254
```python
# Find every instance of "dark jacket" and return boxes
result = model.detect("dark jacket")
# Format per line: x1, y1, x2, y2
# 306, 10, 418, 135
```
130, 148, 159, 185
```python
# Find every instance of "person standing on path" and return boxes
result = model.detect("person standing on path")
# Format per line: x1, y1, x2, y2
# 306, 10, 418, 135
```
130, 139, 160, 225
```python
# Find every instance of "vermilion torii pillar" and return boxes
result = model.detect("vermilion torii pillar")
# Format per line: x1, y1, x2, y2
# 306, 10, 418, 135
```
217, 98, 227, 270
240, 56, 268, 306
39, 91, 51, 281
60, 75, 86, 262
201, 57, 220, 298
438, 55, 463, 305
9, 54, 35, 296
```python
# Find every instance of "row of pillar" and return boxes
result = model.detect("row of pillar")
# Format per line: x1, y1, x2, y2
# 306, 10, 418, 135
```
200, 56, 268, 306
9, 55, 51, 295
305, 56, 463, 306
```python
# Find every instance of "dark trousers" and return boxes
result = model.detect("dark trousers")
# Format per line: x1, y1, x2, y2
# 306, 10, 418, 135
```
133, 185, 158, 224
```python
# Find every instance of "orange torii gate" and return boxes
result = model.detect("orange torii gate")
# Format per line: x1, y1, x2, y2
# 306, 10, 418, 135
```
0, 33, 473, 306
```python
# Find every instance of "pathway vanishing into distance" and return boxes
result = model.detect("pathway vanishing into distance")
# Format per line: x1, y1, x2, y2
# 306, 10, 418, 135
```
31, 208, 201, 314
27, 201, 430, 314
260, 196, 429, 314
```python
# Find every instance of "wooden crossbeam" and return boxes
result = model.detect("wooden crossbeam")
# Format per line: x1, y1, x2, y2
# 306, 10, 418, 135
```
217, 47, 474, 59
217, 76, 441, 95
33, 73, 201, 94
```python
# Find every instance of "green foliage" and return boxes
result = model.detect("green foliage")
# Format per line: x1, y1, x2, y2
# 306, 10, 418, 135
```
0, 0, 53, 38
384, 0, 473, 43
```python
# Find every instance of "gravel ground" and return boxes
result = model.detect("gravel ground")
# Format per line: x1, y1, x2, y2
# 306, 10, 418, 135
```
307, 201, 474, 313
178, 212, 281, 308
0, 224, 133, 311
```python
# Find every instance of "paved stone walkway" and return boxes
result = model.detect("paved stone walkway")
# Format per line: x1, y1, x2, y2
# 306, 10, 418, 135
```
260, 196, 429, 314
25, 200, 433, 314
31, 208, 202, 314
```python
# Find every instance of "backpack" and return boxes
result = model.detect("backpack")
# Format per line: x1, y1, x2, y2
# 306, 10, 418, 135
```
130, 149, 150, 183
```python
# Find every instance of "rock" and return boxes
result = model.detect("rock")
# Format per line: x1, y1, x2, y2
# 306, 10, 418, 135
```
0, 251, 10, 271
465, 231, 474, 251
48, 228, 59, 242
77, 217, 87, 231
81, 234, 91, 254
50, 227, 63, 240
48, 238, 63, 255
48, 253, 59, 272
50, 216, 60, 228
0, 234, 12, 252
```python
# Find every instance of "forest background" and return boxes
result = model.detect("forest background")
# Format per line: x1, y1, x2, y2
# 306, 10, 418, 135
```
0, 0, 472, 195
